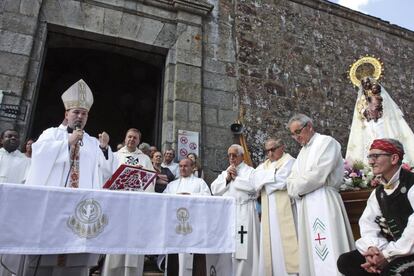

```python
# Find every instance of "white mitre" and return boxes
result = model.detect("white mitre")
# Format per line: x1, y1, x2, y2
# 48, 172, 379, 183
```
61, 79, 94, 111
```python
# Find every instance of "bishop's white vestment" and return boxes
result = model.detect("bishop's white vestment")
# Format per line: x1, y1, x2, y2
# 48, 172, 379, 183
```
287, 133, 354, 276
102, 147, 156, 276
253, 153, 299, 276
164, 175, 211, 276
26, 124, 115, 189
210, 162, 259, 276
21, 124, 116, 276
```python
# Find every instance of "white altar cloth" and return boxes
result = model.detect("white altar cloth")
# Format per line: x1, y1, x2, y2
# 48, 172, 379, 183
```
0, 183, 235, 255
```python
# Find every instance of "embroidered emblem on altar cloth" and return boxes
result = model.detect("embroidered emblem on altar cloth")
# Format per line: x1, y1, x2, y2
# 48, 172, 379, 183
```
67, 198, 108, 238
312, 218, 329, 261
176, 207, 192, 235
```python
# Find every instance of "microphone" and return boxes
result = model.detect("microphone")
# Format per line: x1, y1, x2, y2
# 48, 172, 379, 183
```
74, 122, 84, 146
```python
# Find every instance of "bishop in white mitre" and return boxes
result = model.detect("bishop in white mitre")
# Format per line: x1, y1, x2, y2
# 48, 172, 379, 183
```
210, 144, 259, 276
21, 79, 116, 276
252, 138, 299, 276
286, 114, 354, 276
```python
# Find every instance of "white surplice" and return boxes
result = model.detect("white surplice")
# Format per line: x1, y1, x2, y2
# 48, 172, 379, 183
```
115, 146, 154, 171
164, 175, 211, 276
210, 162, 259, 276
103, 147, 156, 276
0, 148, 30, 184
21, 124, 116, 276
26, 124, 116, 189
287, 133, 354, 276
0, 148, 30, 276
164, 175, 211, 196
253, 154, 298, 276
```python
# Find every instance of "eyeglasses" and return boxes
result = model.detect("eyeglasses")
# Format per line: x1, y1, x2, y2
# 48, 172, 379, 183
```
290, 122, 308, 137
366, 153, 392, 160
264, 145, 282, 153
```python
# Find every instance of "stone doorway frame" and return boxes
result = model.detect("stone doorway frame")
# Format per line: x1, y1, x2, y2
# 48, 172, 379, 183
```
30, 28, 166, 147
22, 0, 213, 151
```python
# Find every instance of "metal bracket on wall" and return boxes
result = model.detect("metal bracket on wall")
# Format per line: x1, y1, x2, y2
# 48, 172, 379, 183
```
0, 90, 27, 121
0, 103, 27, 121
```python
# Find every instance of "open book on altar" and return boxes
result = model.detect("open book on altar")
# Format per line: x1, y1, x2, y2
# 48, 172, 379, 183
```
103, 164, 157, 191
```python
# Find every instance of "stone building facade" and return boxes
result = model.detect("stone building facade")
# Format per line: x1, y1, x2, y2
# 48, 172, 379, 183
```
1, 0, 413, 182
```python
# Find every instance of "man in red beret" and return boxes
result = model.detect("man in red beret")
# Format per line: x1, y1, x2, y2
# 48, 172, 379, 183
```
337, 138, 414, 275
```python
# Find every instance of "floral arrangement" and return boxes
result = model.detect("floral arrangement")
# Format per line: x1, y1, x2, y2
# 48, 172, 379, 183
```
342, 159, 414, 191
342, 159, 375, 190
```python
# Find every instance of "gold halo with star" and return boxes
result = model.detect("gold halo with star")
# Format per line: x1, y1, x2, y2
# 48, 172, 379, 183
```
349, 56, 383, 87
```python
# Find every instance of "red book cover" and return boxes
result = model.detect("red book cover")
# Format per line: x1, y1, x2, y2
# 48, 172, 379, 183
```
103, 164, 158, 191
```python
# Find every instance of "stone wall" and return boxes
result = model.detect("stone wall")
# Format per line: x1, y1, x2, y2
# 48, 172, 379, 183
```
0, 0, 43, 132
1, 0, 414, 183
202, 0, 414, 177
201, 0, 239, 181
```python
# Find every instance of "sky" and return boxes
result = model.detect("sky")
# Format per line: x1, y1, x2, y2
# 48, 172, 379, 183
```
328, 0, 414, 31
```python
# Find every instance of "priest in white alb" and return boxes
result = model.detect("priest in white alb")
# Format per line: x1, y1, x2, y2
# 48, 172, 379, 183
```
114, 128, 154, 171
164, 158, 210, 196
163, 158, 211, 276
0, 129, 30, 184
22, 79, 116, 276
102, 128, 155, 276
210, 144, 259, 276
252, 138, 299, 276
0, 129, 31, 276
286, 114, 354, 276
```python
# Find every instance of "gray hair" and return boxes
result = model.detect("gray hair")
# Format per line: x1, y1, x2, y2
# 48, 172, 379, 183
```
287, 113, 313, 129
382, 138, 405, 165
138, 142, 150, 151
265, 138, 284, 148
229, 144, 244, 156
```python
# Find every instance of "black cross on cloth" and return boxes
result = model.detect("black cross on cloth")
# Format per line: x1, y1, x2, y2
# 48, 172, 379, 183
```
238, 225, 247, 244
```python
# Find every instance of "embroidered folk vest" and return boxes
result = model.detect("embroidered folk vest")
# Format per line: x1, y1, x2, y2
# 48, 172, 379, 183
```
375, 169, 414, 241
